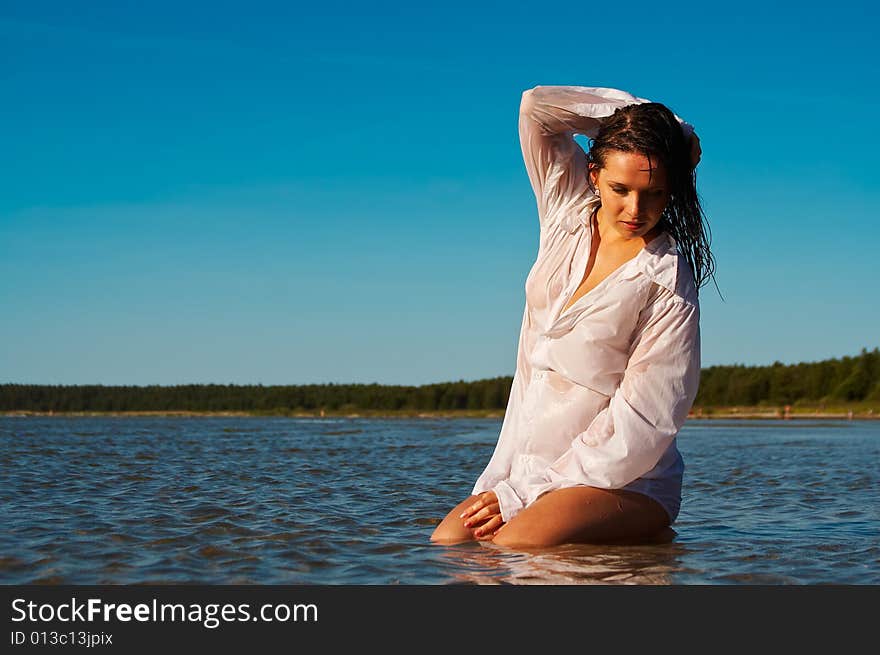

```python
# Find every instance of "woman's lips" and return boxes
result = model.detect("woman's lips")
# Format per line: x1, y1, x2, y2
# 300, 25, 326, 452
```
621, 220, 644, 230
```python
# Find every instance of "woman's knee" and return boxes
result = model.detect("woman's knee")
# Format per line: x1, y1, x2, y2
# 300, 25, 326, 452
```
430, 522, 470, 544
430, 495, 480, 544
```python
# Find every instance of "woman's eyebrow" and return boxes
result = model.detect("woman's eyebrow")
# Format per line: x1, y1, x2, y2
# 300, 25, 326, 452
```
608, 181, 665, 191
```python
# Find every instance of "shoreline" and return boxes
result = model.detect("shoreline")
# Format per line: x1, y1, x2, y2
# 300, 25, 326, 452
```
2, 408, 877, 420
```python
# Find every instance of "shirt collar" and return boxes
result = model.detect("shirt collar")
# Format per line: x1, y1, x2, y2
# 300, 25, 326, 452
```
538, 232, 685, 339
561, 198, 683, 297
626, 231, 681, 297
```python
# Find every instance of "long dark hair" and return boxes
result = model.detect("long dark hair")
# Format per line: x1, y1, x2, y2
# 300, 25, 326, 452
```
586, 102, 717, 293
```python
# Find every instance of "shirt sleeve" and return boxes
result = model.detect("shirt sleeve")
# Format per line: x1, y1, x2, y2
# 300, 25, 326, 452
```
495, 289, 701, 521
471, 303, 533, 495
519, 85, 695, 231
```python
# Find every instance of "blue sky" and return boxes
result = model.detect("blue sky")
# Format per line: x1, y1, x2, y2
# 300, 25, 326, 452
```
2, 0, 877, 386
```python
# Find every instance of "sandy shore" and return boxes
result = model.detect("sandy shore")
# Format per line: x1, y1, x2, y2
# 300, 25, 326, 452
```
2, 408, 877, 420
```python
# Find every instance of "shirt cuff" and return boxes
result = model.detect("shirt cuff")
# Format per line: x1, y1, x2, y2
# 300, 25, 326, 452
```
493, 480, 525, 523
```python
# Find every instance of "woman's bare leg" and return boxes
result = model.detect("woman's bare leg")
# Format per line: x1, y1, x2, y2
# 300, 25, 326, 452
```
430, 495, 482, 544
491, 486, 669, 548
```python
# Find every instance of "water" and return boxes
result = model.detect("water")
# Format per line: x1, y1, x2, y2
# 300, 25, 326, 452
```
1, 416, 878, 584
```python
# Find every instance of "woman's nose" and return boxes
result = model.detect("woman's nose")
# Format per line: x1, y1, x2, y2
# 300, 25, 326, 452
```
628, 194, 646, 216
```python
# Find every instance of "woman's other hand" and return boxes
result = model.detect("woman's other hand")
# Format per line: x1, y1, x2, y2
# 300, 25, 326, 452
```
460, 490, 504, 540
690, 133, 702, 169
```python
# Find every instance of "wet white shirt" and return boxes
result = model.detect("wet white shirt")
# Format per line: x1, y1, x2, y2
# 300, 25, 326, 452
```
471, 85, 701, 524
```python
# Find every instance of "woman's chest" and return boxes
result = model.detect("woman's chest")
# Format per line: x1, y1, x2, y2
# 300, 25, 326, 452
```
523, 231, 584, 316
524, 229, 648, 333
527, 284, 647, 389
560, 243, 645, 315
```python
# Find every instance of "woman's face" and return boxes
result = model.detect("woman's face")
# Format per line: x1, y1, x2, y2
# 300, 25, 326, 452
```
590, 150, 669, 241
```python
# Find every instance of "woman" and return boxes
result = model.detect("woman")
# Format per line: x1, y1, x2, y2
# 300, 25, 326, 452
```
430, 84, 713, 548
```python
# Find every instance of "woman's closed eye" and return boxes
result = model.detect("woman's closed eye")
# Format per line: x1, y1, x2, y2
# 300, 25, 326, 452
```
611, 185, 663, 197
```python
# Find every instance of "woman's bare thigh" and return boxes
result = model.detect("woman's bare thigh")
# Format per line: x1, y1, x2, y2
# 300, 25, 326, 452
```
491, 486, 669, 548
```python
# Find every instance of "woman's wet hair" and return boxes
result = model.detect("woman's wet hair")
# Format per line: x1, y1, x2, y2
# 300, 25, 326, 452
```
587, 102, 716, 292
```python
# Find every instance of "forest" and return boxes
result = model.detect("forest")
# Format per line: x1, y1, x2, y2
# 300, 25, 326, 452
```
2, 348, 878, 413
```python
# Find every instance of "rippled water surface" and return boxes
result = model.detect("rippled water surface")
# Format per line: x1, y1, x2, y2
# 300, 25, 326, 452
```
2, 417, 878, 584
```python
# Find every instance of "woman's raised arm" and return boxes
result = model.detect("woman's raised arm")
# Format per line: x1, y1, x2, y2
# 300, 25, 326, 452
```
519, 86, 646, 228
519, 85, 695, 229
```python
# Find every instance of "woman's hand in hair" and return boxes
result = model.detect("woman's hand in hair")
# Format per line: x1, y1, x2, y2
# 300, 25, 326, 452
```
689, 133, 702, 169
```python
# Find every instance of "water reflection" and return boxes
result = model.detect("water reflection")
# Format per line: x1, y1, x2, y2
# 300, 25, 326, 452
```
433, 531, 688, 585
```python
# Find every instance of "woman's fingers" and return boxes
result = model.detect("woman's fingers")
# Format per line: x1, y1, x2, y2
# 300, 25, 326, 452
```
459, 501, 482, 520
462, 502, 500, 528
459, 492, 497, 520
473, 515, 503, 540
457, 492, 503, 540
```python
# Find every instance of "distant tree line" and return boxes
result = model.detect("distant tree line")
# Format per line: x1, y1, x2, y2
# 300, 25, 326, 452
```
695, 348, 879, 406
0, 378, 513, 413
2, 349, 877, 412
